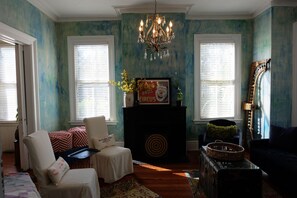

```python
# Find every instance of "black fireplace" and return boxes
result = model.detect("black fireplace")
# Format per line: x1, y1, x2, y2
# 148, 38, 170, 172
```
123, 105, 186, 162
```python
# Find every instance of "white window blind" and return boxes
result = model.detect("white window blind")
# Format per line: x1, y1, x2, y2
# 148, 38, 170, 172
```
74, 45, 110, 120
0, 45, 17, 121
68, 36, 115, 122
200, 43, 235, 119
194, 34, 241, 121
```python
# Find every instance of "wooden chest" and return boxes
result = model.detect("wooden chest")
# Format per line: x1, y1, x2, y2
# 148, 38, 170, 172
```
200, 146, 262, 198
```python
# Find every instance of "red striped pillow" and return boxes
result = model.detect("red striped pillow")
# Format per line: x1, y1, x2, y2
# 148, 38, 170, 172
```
68, 126, 88, 148
48, 131, 73, 153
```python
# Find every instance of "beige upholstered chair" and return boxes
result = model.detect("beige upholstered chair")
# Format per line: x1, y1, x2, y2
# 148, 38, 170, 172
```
83, 116, 134, 183
23, 130, 100, 198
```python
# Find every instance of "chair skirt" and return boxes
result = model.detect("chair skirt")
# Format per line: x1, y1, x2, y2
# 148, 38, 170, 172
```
41, 168, 100, 198
91, 146, 134, 183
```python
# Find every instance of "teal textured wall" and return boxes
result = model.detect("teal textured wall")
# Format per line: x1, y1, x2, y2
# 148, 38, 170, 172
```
121, 13, 186, 109
185, 19, 254, 139
55, 21, 123, 136
253, 9, 272, 138
1, 0, 297, 143
56, 15, 254, 141
270, 7, 296, 127
0, 0, 59, 131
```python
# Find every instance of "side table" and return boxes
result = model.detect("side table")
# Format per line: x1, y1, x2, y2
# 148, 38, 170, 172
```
67, 148, 99, 169
200, 146, 262, 198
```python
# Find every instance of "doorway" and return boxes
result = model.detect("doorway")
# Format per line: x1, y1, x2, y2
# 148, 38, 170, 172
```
0, 22, 40, 171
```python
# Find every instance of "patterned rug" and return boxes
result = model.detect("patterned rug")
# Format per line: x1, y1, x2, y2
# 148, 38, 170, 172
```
184, 169, 283, 198
100, 176, 161, 198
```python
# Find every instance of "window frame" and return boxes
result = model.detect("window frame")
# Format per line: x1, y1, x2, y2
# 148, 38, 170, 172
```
67, 35, 116, 124
194, 34, 241, 123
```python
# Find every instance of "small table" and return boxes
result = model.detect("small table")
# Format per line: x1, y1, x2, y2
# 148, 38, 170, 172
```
67, 148, 99, 168
200, 146, 262, 198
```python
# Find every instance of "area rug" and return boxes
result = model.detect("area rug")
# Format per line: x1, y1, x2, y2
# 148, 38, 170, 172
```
184, 169, 283, 198
100, 175, 161, 198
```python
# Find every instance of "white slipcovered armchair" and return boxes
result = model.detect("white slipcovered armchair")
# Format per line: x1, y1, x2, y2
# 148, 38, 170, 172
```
23, 130, 100, 198
83, 116, 134, 183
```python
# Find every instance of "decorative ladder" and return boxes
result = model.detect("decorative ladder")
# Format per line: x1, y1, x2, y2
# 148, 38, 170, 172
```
242, 58, 271, 148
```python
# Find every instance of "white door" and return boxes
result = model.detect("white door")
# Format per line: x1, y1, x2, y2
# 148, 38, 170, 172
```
15, 44, 29, 170
0, 22, 40, 170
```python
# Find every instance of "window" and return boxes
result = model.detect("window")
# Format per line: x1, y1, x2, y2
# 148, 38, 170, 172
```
0, 44, 17, 121
194, 34, 241, 122
68, 36, 115, 123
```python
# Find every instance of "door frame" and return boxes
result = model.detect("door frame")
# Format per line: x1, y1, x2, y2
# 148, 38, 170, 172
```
0, 22, 40, 170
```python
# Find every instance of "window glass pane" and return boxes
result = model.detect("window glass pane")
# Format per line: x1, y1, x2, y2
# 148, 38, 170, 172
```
200, 43, 235, 81
74, 45, 109, 82
0, 46, 17, 121
73, 44, 110, 120
200, 83, 234, 119
76, 83, 110, 120
200, 42, 235, 119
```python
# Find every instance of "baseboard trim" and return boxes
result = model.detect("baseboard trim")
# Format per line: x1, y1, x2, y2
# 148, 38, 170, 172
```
186, 140, 199, 151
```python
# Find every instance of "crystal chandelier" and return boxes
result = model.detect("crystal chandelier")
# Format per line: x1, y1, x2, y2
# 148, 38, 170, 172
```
138, 0, 175, 61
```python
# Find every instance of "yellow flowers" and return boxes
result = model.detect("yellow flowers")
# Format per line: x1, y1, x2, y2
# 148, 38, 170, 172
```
109, 69, 136, 93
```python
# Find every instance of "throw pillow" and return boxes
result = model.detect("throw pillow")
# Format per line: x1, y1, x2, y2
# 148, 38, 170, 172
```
93, 134, 116, 151
206, 123, 237, 140
47, 157, 69, 185
269, 125, 297, 152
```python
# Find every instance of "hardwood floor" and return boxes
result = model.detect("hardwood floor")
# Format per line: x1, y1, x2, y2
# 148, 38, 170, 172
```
3, 150, 287, 198
133, 151, 199, 198
2, 151, 199, 198
2, 151, 18, 176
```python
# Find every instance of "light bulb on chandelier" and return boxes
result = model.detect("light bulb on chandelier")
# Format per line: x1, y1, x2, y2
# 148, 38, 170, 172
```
138, 0, 175, 61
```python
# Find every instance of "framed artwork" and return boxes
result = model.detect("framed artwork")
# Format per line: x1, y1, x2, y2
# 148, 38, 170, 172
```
136, 78, 171, 105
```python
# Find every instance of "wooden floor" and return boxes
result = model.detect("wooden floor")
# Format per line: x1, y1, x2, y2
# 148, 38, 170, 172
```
2, 151, 199, 198
133, 152, 199, 198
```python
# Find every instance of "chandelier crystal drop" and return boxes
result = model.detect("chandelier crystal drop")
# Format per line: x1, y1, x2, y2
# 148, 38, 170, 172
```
138, 0, 175, 61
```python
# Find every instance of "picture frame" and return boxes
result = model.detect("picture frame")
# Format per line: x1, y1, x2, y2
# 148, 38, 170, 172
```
136, 78, 171, 105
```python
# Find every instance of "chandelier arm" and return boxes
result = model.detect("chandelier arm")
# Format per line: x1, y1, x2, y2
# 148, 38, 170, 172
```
146, 22, 154, 39
159, 28, 168, 40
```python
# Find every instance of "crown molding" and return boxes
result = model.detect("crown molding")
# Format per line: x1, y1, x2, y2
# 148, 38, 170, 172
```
27, 0, 58, 21
252, 0, 273, 18
26, 0, 297, 22
271, 0, 297, 6
57, 17, 121, 22
114, 4, 192, 16
186, 14, 254, 20
252, 0, 297, 18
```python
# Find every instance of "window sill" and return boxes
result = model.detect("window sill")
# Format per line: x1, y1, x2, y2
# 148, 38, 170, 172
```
69, 120, 118, 126
193, 119, 242, 125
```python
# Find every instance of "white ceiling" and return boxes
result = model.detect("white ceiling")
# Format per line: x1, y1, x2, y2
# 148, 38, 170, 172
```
27, 0, 297, 21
